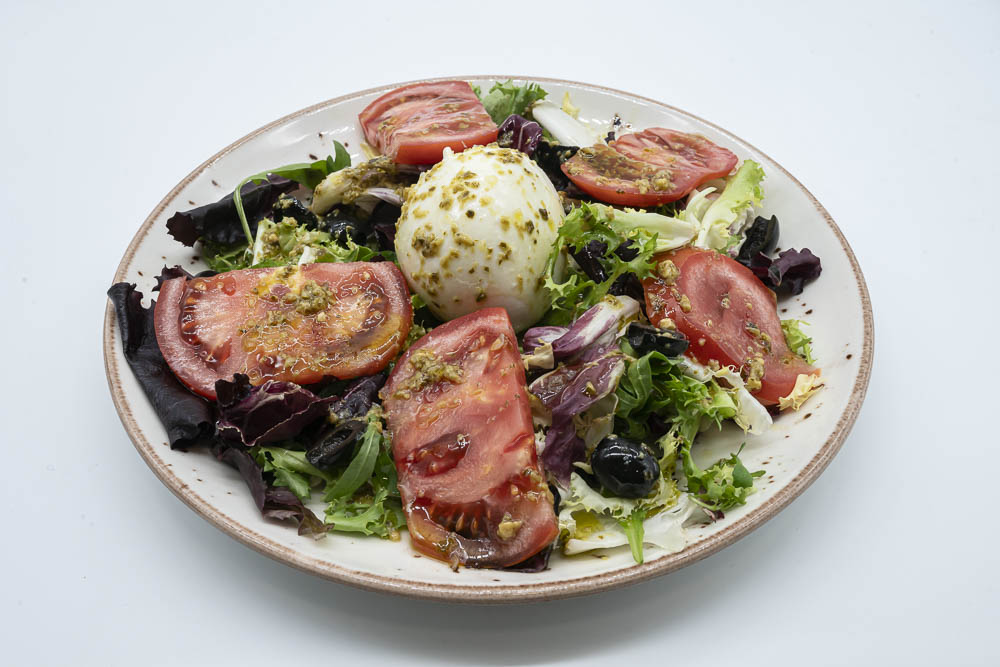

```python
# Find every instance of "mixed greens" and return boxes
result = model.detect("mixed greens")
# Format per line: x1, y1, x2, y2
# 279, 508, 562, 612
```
109, 78, 824, 568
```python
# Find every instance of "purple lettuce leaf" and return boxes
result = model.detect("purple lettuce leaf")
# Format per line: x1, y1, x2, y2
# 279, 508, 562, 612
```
212, 442, 326, 538
165, 175, 297, 247
548, 296, 639, 362
541, 421, 587, 485
152, 265, 217, 293
215, 375, 335, 447
107, 282, 214, 449
531, 354, 626, 482
768, 248, 822, 294
362, 187, 404, 207
503, 544, 553, 572
522, 326, 568, 353
533, 355, 626, 423
497, 114, 544, 156
742, 248, 822, 296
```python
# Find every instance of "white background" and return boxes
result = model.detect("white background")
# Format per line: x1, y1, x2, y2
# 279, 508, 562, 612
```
2, 1, 998, 664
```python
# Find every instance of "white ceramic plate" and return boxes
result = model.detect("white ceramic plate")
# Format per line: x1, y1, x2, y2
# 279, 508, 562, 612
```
104, 76, 873, 603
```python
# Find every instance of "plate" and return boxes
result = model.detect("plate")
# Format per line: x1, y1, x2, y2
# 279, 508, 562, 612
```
104, 76, 873, 603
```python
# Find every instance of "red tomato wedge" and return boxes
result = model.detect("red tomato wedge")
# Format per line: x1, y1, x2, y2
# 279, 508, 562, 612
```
561, 128, 737, 206
642, 248, 816, 405
382, 308, 558, 569
154, 263, 412, 400
358, 81, 499, 165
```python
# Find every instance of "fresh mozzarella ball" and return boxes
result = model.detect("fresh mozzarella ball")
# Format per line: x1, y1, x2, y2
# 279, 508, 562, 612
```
395, 144, 563, 331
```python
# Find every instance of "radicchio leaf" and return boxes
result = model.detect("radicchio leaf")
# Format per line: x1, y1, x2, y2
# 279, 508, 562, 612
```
742, 248, 822, 295
215, 376, 335, 447
497, 114, 544, 156
503, 544, 553, 572
166, 175, 297, 247
548, 296, 639, 362
522, 326, 568, 353
362, 187, 404, 207
107, 283, 214, 449
530, 354, 626, 483
212, 442, 326, 539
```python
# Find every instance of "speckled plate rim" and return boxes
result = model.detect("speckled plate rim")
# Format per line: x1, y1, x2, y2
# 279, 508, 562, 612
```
103, 75, 874, 604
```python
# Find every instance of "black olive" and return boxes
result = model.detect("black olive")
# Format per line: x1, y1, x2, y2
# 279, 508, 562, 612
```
590, 435, 660, 498
305, 419, 366, 470
273, 194, 319, 229
570, 239, 642, 286
532, 142, 579, 191
319, 207, 372, 246
329, 372, 386, 422
570, 239, 609, 282
626, 322, 689, 358
608, 272, 645, 304
737, 215, 780, 263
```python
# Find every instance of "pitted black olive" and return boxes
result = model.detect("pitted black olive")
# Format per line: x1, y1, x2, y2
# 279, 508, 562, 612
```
737, 214, 780, 263
626, 322, 689, 358
590, 435, 660, 498
320, 207, 372, 246
305, 419, 366, 470
273, 194, 319, 228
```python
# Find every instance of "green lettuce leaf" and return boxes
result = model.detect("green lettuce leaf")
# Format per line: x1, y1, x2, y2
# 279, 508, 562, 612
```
254, 447, 335, 501
694, 160, 765, 250
201, 240, 250, 272
680, 443, 764, 512
781, 319, 816, 364
322, 408, 405, 538
614, 341, 738, 444
324, 487, 405, 538
250, 217, 381, 267
323, 411, 384, 501
595, 204, 696, 252
543, 203, 658, 325
479, 80, 548, 125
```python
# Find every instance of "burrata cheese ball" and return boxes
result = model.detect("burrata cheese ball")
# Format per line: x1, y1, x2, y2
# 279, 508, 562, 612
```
394, 144, 563, 331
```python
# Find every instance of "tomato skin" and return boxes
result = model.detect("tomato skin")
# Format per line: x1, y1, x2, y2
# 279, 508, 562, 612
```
642, 248, 816, 405
382, 308, 558, 568
358, 81, 499, 165
154, 262, 412, 400
561, 129, 737, 206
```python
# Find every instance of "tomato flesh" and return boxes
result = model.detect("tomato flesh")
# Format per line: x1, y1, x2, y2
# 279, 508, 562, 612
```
358, 81, 499, 165
382, 308, 558, 568
561, 128, 737, 206
154, 262, 412, 400
643, 248, 816, 405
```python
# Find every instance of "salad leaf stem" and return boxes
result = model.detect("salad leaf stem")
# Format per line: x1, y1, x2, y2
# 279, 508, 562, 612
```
619, 508, 647, 564
233, 143, 351, 245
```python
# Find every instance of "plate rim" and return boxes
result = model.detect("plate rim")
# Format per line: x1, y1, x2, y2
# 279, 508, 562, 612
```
103, 74, 874, 604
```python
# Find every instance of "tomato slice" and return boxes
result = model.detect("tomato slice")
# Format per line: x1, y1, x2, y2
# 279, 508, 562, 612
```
642, 248, 816, 405
358, 81, 499, 165
382, 308, 558, 568
561, 129, 737, 206
154, 263, 412, 400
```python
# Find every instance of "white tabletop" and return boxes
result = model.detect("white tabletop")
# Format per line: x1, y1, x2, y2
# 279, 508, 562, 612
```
3, 1, 998, 664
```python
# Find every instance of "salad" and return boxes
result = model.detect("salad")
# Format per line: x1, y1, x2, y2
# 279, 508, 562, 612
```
108, 79, 824, 571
